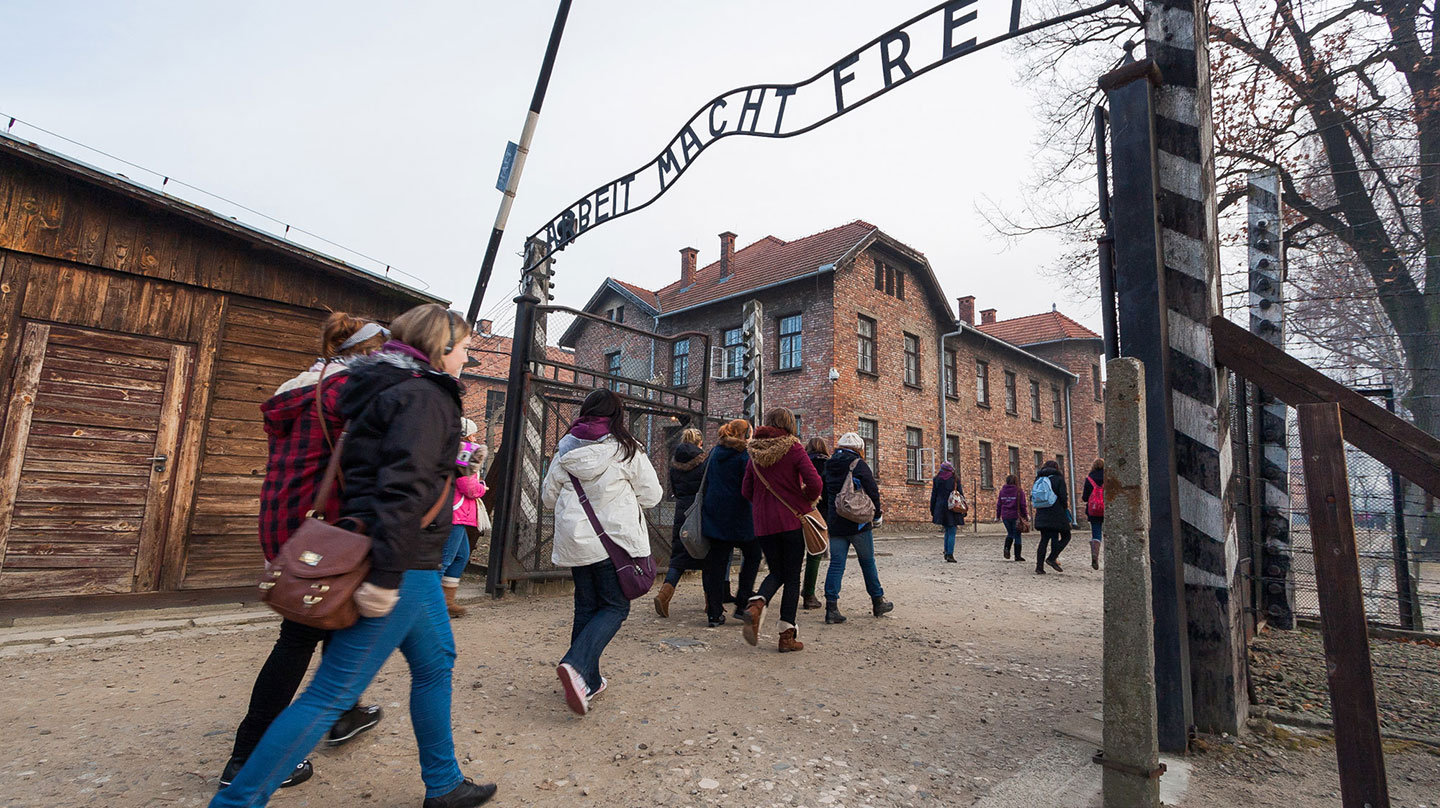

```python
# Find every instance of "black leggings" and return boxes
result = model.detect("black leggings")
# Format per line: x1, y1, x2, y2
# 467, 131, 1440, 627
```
230, 619, 357, 762
755, 529, 806, 625
702, 540, 761, 619
1036, 527, 1072, 571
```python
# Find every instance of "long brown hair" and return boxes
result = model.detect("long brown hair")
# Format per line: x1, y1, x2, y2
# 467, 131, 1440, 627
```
806, 437, 830, 456
579, 388, 639, 461
763, 407, 797, 437
389, 304, 468, 370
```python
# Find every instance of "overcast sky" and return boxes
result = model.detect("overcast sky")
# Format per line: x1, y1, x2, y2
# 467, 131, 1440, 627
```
2, 1, 1095, 331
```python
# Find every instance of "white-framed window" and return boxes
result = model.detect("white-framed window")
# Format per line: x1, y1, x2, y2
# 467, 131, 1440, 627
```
723, 327, 743, 378
906, 427, 924, 483
904, 333, 921, 387
944, 349, 957, 398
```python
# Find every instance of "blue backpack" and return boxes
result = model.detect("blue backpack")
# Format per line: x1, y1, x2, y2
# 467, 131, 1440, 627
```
1031, 475, 1057, 509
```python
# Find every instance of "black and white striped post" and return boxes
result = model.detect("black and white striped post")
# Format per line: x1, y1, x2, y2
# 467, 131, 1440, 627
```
742, 299, 765, 427
1247, 169, 1294, 630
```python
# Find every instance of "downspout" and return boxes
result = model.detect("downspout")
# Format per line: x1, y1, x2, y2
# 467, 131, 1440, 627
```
1064, 380, 1076, 526
938, 327, 964, 471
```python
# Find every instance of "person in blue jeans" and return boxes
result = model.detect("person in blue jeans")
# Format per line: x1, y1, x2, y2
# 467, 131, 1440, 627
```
212, 305, 495, 808
820, 433, 893, 623
930, 462, 966, 562
542, 389, 662, 716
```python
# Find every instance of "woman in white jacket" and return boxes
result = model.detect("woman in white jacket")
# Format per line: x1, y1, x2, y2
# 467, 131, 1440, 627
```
542, 389, 662, 716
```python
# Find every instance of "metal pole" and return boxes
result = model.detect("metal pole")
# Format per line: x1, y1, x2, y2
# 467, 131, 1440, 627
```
465, 0, 574, 324
1094, 105, 1119, 361
1363, 387, 1420, 630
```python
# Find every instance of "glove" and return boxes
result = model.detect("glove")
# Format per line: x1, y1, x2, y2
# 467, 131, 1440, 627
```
354, 582, 400, 618
873, 516, 884, 527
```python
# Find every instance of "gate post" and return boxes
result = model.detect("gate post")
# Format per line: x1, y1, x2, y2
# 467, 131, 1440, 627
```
1145, 0, 1247, 736
1100, 56, 1192, 754
1247, 169, 1294, 629
485, 238, 552, 597
742, 299, 765, 426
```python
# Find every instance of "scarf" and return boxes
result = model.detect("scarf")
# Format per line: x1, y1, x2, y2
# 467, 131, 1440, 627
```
379, 339, 430, 365
569, 415, 612, 440
937, 462, 955, 480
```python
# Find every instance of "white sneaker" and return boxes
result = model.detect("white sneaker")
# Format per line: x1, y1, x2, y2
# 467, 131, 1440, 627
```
589, 676, 608, 700
557, 663, 589, 716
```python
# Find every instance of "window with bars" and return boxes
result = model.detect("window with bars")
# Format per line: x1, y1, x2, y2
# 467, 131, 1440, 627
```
858, 418, 879, 471
946, 434, 959, 467
979, 441, 994, 490
778, 314, 802, 370
944, 349, 957, 398
1029, 379, 1042, 421
671, 338, 689, 387
858, 316, 876, 374
1052, 385, 1063, 427
723, 327, 743, 378
1008, 445, 1020, 479
904, 333, 921, 387
976, 359, 990, 406
906, 427, 924, 483
1004, 371, 1017, 414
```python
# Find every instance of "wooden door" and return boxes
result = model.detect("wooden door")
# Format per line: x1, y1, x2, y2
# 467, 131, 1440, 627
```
0, 322, 191, 598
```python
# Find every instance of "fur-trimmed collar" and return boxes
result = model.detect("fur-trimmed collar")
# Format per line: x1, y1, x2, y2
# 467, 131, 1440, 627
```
671, 446, 707, 471
718, 435, 749, 451
748, 432, 799, 467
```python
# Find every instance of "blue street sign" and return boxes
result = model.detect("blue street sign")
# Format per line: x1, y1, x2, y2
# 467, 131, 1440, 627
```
496, 141, 519, 192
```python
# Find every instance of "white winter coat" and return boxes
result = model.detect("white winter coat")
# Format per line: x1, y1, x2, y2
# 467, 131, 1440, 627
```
542, 434, 663, 568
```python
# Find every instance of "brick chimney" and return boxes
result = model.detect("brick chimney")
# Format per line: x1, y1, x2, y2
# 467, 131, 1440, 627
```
719, 231, 737, 279
478, 319, 493, 336
957, 296, 976, 325
980, 308, 997, 325
680, 246, 698, 287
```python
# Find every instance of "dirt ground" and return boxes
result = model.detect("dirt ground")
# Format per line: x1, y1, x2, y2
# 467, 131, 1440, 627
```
2, 531, 1437, 808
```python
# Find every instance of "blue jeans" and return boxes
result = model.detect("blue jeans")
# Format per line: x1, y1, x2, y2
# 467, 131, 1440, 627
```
1003, 518, 1020, 543
1090, 519, 1103, 542
563, 560, 630, 694
442, 524, 470, 580
824, 529, 884, 601
943, 524, 957, 556
211, 570, 463, 806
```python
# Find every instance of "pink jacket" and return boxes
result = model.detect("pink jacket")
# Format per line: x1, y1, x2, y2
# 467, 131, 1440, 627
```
452, 472, 487, 527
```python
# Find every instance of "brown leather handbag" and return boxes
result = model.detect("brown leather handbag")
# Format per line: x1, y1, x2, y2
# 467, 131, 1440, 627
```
751, 463, 829, 555
259, 430, 452, 631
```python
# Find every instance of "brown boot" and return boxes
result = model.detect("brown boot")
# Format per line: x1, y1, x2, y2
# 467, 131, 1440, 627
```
742, 597, 766, 647
802, 594, 822, 610
442, 583, 466, 618
653, 582, 675, 618
778, 627, 804, 652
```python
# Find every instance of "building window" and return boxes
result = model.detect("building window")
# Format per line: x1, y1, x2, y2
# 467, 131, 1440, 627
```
1029, 379, 1042, 421
606, 305, 625, 323
875, 260, 905, 300
1096, 421, 1104, 453
1034, 450, 1044, 472
723, 327, 743, 378
858, 418, 879, 471
946, 434, 959, 467
874, 262, 884, 292
976, 359, 990, 406
1052, 385, 1063, 428
978, 441, 994, 490
606, 351, 622, 391
671, 338, 690, 388
1004, 371, 1017, 414
778, 314, 802, 370
906, 428, 924, 483
793, 413, 803, 439
485, 389, 506, 421
1008, 445, 1020, 479
944, 349, 958, 398
858, 316, 876, 374
896, 270, 905, 301
1092, 365, 1103, 402
904, 333, 921, 387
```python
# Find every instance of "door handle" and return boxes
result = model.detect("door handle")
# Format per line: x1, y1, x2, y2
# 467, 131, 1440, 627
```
145, 455, 167, 473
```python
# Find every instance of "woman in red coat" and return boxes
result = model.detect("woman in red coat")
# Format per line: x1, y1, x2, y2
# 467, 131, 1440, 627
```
740, 408, 823, 652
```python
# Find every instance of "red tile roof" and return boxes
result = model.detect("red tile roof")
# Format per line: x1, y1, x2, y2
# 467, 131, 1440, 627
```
611, 279, 659, 310
464, 332, 573, 380
647, 220, 879, 313
976, 310, 1101, 346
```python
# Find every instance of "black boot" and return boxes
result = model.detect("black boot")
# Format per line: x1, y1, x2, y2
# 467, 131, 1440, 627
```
871, 596, 894, 617
1013, 541, 1025, 563
423, 777, 497, 808
1003, 538, 1012, 560
825, 600, 847, 624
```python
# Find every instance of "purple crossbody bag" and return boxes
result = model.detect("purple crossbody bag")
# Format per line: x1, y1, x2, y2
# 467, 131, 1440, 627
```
567, 473, 657, 600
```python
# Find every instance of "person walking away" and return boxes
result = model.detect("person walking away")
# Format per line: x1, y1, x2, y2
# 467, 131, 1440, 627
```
655, 428, 707, 618
740, 408, 823, 652
929, 462, 965, 562
821, 433, 892, 623
700, 420, 761, 627
222, 312, 388, 791
1083, 459, 1104, 570
801, 438, 831, 610
995, 475, 1029, 562
213, 304, 496, 808
543, 389, 663, 716
443, 427, 488, 619
1032, 460, 1072, 575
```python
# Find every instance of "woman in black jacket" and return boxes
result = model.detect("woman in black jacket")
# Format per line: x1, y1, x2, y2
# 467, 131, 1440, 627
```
1082, 459, 1104, 570
211, 304, 495, 809
820, 433, 892, 624
1032, 460, 1072, 575
699, 419, 760, 627
800, 438, 830, 611
929, 462, 965, 563
654, 428, 707, 618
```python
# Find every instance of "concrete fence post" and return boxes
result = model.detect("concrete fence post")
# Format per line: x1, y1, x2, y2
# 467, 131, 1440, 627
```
1100, 358, 1163, 806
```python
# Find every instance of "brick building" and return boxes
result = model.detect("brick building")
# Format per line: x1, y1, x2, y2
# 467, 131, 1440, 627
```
459, 319, 574, 471
563, 220, 1103, 525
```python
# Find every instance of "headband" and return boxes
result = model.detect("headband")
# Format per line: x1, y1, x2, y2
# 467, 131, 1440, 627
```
338, 323, 390, 351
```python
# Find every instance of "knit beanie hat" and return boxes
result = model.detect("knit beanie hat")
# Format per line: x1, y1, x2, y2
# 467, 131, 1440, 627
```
837, 432, 864, 451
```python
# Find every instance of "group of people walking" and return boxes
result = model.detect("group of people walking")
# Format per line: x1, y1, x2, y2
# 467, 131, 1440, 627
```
937, 458, 1104, 572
